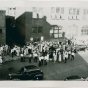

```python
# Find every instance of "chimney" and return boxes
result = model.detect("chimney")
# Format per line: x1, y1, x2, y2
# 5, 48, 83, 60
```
37, 13, 39, 18
43, 16, 46, 21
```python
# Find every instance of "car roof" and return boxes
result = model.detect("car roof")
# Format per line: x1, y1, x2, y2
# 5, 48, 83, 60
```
25, 69, 41, 73
66, 75, 81, 79
24, 65, 38, 69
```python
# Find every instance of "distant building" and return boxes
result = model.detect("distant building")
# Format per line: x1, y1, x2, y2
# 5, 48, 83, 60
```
66, 24, 78, 40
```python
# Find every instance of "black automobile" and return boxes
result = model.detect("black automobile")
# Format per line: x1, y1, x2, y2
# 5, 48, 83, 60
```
64, 75, 85, 81
7, 65, 44, 80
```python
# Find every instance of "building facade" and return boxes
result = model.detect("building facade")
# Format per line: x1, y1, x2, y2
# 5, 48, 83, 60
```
0, 10, 6, 45
16, 12, 51, 45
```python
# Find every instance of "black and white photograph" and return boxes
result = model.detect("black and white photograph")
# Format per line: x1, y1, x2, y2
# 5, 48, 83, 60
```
0, 0, 88, 82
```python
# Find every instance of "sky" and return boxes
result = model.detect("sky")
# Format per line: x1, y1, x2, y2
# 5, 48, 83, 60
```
0, 1, 88, 40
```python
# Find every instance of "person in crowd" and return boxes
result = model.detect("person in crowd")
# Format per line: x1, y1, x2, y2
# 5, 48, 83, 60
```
20, 53, 24, 62
59, 52, 61, 63
44, 54, 48, 65
57, 51, 59, 62
29, 54, 32, 63
63, 51, 65, 61
41, 54, 44, 65
71, 50, 75, 60
53, 51, 57, 63
68, 50, 71, 59
49, 51, 53, 61
0, 55, 2, 65
34, 51, 38, 62
64, 51, 68, 63
38, 54, 42, 66
13, 46, 16, 56
11, 48, 14, 58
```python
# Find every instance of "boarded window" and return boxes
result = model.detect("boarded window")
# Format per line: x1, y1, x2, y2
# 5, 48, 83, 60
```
38, 27, 43, 33
32, 27, 37, 33
0, 29, 2, 33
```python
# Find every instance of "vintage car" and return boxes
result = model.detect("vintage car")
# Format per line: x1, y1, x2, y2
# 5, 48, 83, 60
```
7, 65, 44, 80
74, 45, 86, 51
64, 75, 85, 81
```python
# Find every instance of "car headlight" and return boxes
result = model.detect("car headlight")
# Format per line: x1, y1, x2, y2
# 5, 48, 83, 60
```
9, 74, 11, 76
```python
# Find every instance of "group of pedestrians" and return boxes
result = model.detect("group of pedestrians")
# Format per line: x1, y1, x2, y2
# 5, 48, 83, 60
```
0, 40, 76, 66
18, 41, 76, 66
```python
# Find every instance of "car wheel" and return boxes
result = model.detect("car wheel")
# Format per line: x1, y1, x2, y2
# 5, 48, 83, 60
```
36, 77, 39, 80
7, 77, 13, 80
34, 76, 39, 80
12, 79, 20, 81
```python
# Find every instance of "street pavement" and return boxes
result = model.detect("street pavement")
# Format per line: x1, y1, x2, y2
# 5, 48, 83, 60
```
78, 50, 88, 63
0, 52, 88, 80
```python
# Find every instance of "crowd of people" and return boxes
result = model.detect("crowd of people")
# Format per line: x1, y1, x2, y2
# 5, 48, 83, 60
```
0, 40, 76, 66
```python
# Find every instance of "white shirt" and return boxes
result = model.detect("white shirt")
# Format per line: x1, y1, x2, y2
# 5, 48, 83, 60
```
21, 54, 23, 57
65, 52, 68, 58
34, 53, 38, 57
68, 51, 71, 54
72, 52, 75, 56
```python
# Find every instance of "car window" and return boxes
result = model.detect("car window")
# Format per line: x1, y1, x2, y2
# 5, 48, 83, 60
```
74, 76, 81, 79
23, 72, 28, 75
28, 70, 40, 75
67, 76, 81, 80
25, 65, 37, 69
20, 67, 24, 72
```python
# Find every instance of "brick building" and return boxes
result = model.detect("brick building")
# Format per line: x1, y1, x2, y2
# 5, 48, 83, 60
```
0, 10, 6, 45
16, 12, 65, 45
16, 12, 51, 45
6, 16, 16, 46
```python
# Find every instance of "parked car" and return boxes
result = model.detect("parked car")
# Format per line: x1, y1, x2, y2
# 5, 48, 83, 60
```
64, 75, 85, 81
7, 65, 44, 80
74, 45, 86, 51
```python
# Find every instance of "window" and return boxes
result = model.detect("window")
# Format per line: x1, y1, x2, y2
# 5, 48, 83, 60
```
54, 30, 58, 33
84, 9, 86, 15
59, 34, 62, 37
69, 8, 72, 14
0, 29, 2, 33
54, 34, 58, 38
51, 7, 55, 13
50, 29, 53, 33
32, 27, 37, 33
61, 8, 64, 14
73, 8, 76, 15
56, 7, 60, 13
38, 27, 43, 33
77, 9, 80, 15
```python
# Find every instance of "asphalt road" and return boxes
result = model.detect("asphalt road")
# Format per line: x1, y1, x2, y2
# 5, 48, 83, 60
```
0, 52, 88, 80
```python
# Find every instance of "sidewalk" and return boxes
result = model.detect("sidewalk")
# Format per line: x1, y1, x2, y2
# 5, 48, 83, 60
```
3, 54, 30, 63
3, 55, 20, 62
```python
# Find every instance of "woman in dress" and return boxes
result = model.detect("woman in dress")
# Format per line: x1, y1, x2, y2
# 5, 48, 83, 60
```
59, 52, 61, 63
53, 51, 57, 63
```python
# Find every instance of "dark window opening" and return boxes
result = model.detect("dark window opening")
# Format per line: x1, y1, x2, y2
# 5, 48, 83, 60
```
32, 27, 37, 33
38, 27, 43, 33
0, 29, 2, 33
